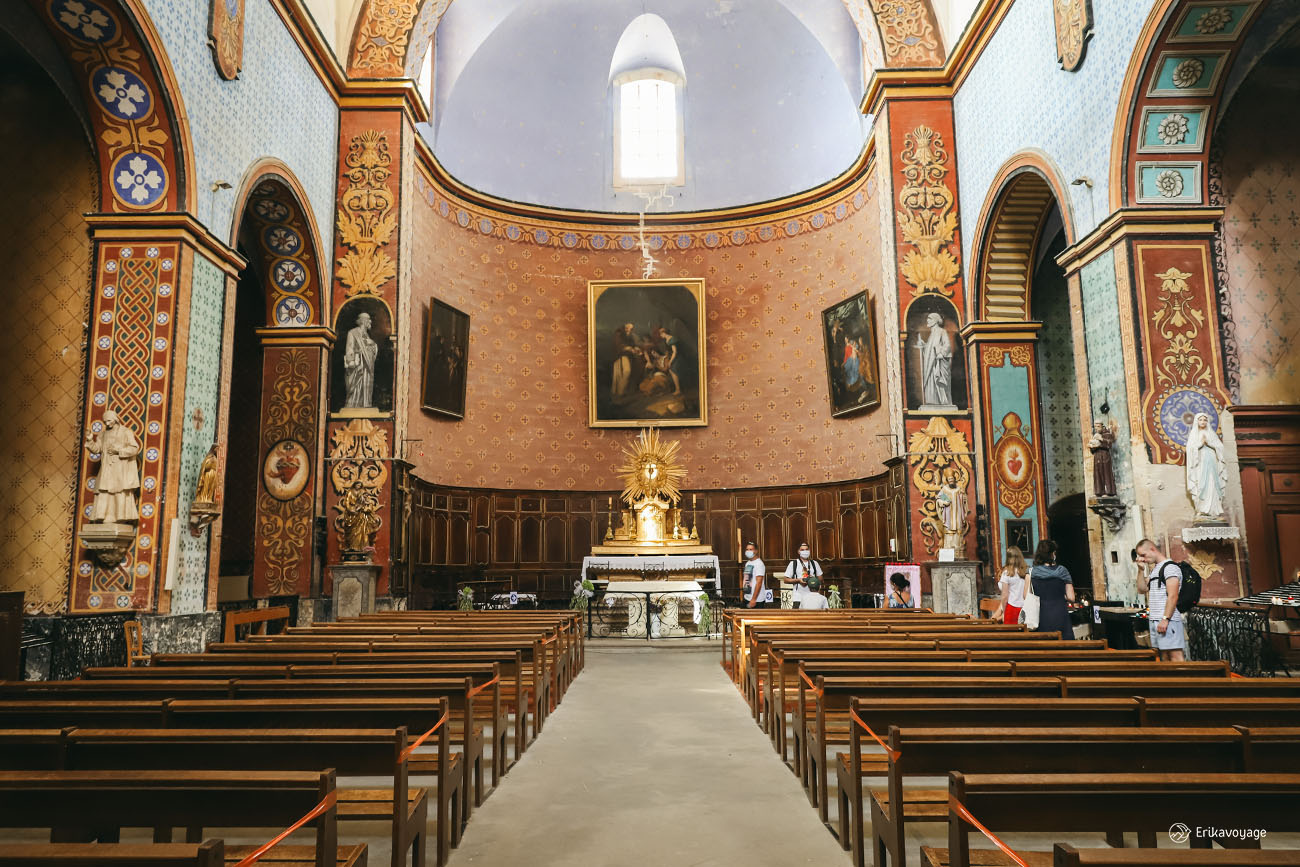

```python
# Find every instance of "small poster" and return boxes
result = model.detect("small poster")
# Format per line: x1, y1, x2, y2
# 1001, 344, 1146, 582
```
884, 562, 922, 609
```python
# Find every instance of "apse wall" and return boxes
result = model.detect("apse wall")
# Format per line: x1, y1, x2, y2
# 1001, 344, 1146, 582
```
405, 163, 892, 490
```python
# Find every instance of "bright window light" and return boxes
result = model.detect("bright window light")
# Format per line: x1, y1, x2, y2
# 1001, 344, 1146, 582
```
417, 46, 434, 111
619, 78, 677, 180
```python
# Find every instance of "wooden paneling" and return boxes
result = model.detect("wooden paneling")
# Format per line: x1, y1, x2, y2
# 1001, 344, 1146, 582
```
409, 469, 904, 605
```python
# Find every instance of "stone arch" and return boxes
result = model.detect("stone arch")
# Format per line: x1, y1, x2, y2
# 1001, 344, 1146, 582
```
28, 0, 194, 213
970, 153, 1077, 322
1109, 0, 1269, 211
229, 161, 328, 329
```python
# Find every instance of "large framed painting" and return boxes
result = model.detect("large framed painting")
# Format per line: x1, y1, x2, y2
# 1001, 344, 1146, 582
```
421, 298, 470, 419
821, 291, 881, 417
588, 279, 707, 428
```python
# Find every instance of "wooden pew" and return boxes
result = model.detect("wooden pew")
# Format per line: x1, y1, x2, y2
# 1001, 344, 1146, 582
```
0, 840, 226, 866
857, 727, 1252, 867
0, 769, 364, 867
929, 772, 1300, 867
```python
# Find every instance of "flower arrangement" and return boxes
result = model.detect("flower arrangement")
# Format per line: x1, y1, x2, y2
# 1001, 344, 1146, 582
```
457, 586, 474, 611
827, 584, 843, 609
697, 593, 713, 636
570, 578, 595, 611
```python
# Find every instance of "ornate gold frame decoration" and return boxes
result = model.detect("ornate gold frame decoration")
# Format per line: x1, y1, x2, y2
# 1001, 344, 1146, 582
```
337, 130, 397, 298
1053, 0, 1095, 72
907, 416, 973, 555
897, 125, 960, 297
617, 428, 686, 506
208, 0, 245, 80
993, 412, 1037, 518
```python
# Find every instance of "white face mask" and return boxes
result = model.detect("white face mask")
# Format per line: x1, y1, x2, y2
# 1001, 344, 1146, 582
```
799, 550, 810, 559
744, 550, 755, 560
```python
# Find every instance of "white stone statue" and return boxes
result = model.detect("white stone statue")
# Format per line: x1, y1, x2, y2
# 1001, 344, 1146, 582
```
84, 410, 140, 524
915, 312, 953, 408
1185, 412, 1227, 520
343, 312, 378, 408
935, 470, 967, 550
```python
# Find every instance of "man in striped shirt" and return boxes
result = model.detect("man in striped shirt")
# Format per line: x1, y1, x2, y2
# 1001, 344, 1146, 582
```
1136, 539, 1187, 661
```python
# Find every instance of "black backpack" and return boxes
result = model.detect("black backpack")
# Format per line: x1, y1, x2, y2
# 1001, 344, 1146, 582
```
1156, 560, 1202, 614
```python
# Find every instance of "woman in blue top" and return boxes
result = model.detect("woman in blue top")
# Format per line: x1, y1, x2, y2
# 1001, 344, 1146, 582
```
887, 572, 912, 608
1030, 539, 1075, 639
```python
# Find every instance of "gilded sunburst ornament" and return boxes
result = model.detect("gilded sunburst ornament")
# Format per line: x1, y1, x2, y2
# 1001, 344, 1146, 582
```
618, 428, 686, 506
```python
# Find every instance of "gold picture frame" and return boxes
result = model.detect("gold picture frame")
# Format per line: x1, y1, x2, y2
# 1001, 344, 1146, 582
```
587, 278, 707, 428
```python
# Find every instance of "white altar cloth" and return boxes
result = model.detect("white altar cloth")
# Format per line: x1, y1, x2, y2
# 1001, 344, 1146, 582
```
582, 554, 721, 576
603, 580, 703, 595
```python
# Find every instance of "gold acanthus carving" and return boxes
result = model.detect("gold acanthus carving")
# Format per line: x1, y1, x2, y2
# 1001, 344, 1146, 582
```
907, 416, 973, 556
1053, 0, 1094, 72
1152, 266, 1211, 389
982, 345, 1033, 367
337, 130, 398, 298
330, 419, 390, 554
897, 125, 960, 297
869, 0, 942, 67
349, 0, 420, 77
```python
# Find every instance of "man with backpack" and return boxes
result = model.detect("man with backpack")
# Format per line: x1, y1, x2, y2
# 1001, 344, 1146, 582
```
1136, 539, 1196, 660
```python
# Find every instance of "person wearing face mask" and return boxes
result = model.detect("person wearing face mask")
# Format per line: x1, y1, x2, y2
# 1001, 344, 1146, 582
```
783, 542, 824, 609
741, 541, 767, 609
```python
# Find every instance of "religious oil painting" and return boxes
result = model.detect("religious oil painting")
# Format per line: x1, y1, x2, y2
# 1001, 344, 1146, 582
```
588, 279, 707, 428
821, 292, 881, 417
421, 298, 470, 419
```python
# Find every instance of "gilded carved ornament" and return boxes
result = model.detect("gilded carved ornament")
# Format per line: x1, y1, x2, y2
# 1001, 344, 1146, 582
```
868, 0, 942, 67
907, 416, 973, 556
1152, 267, 1211, 389
897, 125, 960, 298
1053, 0, 1094, 72
337, 130, 398, 298
330, 419, 390, 555
349, 0, 420, 77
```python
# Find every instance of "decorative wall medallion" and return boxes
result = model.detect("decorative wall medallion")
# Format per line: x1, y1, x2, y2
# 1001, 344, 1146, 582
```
1156, 113, 1190, 145
262, 439, 309, 500
241, 179, 319, 327
349, 0, 419, 77
208, 0, 245, 81
896, 125, 959, 298
1155, 169, 1185, 198
1155, 387, 1221, 453
993, 412, 1037, 517
337, 130, 397, 298
907, 416, 973, 555
867, 0, 943, 67
1053, 0, 1094, 72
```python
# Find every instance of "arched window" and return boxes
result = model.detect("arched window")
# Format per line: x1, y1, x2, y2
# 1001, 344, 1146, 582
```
416, 42, 434, 114
610, 14, 685, 189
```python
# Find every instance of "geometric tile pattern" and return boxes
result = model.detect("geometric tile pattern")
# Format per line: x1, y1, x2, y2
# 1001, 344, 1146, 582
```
953, 0, 1156, 265
139, 0, 338, 241
1035, 268, 1085, 506
1218, 83, 1300, 405
0, 62, 97, 614
406, 164, 893, 490
171, 255, 227, 614
1079, 249, 1134, 501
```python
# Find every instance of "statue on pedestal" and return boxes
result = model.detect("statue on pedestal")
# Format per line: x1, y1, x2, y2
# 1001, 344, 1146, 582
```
1185, 413, 1227, 522
343, 312, 377, 409
1088, 421, 1117, 498
915, 312, 954, 410
335, 479, 382, 559
935, 469, 967, 551
189, 443, 222, 535
84, 410, 140, 524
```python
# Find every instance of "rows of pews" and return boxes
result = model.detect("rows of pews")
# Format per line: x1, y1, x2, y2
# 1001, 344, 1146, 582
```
0, 609, 583, 867
722, 606, 1300, 867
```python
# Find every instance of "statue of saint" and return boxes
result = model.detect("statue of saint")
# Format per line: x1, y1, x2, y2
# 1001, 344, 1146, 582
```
84, 410, 141, 524
192, 443, 220, 506
1185, 413, 1227, 520
343, 312, 378, 408
1088, 422, 1117, 498
935, 470, 966, 551
915, 312, 953, 407
336, 480, 382, 553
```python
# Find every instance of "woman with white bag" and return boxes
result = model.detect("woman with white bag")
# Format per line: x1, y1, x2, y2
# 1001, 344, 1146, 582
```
1027, 539, 1074, 639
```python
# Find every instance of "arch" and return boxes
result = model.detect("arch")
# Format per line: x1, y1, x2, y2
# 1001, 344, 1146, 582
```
970, 152, 1077, 322
27, 0, 194, 213
229, 161, 327, 329
1109, 0, 1268, 211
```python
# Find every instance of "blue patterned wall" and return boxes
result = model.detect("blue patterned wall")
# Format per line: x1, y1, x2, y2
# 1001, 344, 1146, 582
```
1035, 269, 1083, 506
170, 255, 226, 614
1079, 248, 1132, 502
953, 0, 1157, 266
140, 0, 337, 245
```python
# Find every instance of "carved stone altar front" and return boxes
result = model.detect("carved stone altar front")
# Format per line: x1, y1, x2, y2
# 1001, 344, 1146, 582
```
929, 560, 980, 617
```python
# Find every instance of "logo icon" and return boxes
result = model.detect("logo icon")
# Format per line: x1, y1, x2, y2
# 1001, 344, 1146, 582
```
1169, 823, 1191, 844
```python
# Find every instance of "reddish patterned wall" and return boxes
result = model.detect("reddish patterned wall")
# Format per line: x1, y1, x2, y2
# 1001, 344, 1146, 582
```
405, 164, 892, 490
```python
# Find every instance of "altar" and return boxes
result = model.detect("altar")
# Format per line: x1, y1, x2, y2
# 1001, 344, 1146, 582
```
595, 580, 709, 638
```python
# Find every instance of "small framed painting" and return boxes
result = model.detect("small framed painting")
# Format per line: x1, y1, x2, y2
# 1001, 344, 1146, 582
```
821, 291, 881, 417
587, 279, 707, 428
421, 298, 470, 419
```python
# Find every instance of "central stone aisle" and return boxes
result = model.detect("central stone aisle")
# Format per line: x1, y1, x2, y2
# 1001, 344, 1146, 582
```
451, 641, 848, 865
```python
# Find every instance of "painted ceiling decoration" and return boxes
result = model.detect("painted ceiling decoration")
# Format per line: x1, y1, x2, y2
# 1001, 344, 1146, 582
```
343, 0, 946, 81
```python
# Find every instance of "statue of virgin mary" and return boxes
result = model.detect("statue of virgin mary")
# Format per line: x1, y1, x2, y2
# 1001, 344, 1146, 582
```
1184, 413, 1227, 520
